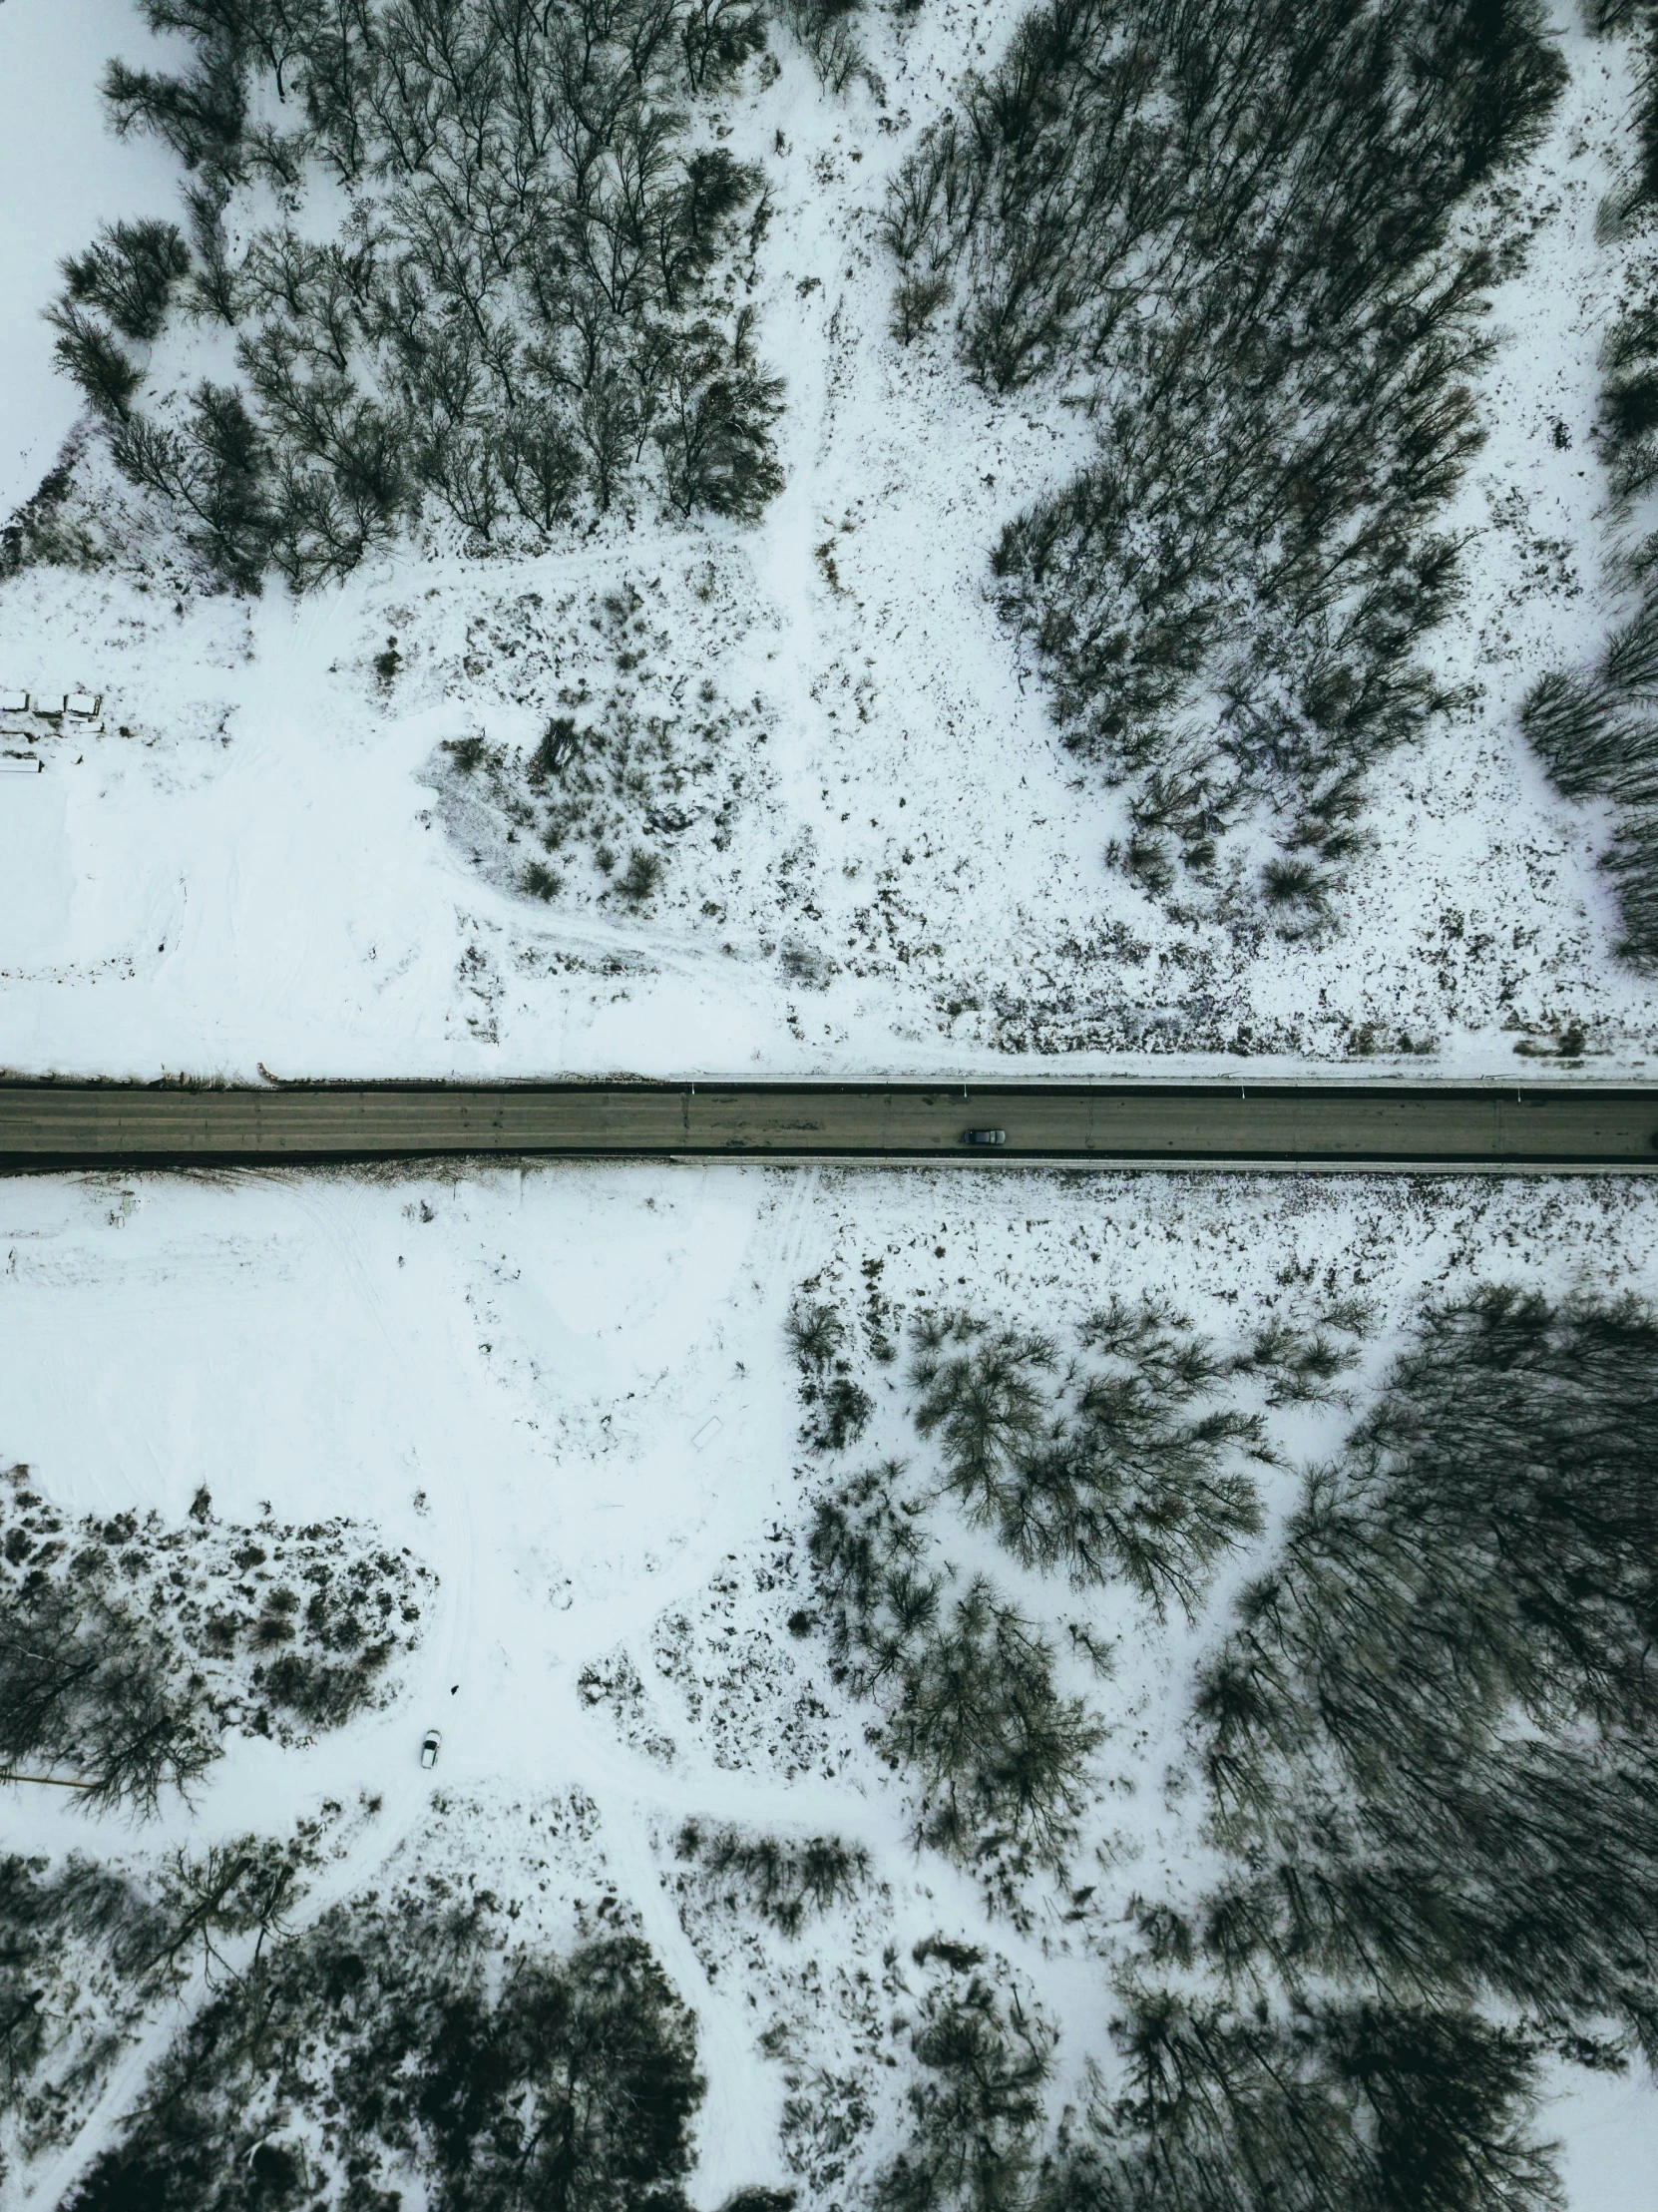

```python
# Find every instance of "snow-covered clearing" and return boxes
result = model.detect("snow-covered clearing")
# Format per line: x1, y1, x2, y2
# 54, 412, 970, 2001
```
3, 2, 1658, 1075
0, 1159, 1653, 2204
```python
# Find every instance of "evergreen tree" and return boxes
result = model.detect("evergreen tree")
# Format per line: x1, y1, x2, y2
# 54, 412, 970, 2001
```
59, 221, 192, 342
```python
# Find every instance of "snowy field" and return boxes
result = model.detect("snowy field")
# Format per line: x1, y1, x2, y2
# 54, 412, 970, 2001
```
3, 1, 1658, 1077
0, 1159, 1653, 2204
3, 0, 1658, 2205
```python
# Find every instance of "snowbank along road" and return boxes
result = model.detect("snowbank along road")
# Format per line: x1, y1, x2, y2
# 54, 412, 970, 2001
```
0, 1082, 1656, 1168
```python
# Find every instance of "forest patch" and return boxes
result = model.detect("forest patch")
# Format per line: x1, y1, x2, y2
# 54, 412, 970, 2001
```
38, 0, 785, 594
885, 0, 1566, 931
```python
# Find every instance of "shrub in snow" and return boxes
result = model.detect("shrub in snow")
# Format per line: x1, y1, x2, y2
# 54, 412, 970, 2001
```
809, 1468, 1103, 1875
617, 843, 665, 905
790, 1296, 874, 1451
775, 0, 876, 96
889, 272, 952, 347
787, 1298, 848, 1373
909, 1301, 1275, 1620
427, 573, 760, 911
675, 1820, 870, 1933
0, 1469, 433, 1808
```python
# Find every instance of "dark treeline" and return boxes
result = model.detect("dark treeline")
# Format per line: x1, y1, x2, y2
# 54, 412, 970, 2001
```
872, 1991, 1557, 2211
803, 1279, 1658, 2209
884, 0, 1565, 918
0, 1576, 215, 1818
1521, 582, 1658, 959
65, 1883, 756, 2211
1031, 1996, 1558, 2212
49, 0, 784, 590
0, 1834, 313, 2166
1191, 1287, 1658, 2058
1521, 3, 1658, 961
2, 1835, 307, 2010
1022, 1284, 1658, 2211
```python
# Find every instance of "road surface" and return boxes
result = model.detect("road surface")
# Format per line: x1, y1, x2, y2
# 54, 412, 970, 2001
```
0, 1082, 1655, 1169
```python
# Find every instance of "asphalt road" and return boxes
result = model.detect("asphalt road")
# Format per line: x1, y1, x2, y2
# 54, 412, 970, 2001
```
0, 1082, 1655, 1169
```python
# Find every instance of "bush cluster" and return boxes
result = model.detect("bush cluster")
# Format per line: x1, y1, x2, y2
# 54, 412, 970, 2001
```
809, 1467, 1102, 1875
430, 573, 762, 907
50, 0, 783, 590
884, 0, 1565, 912
909, 1301, 1276, 1621
788, 1298, 876, 1452
0, 1470, 431, 1810
675, 1820, 869, 1933
796, 1290, 1357, 1882
873, 1965, 1055, 2212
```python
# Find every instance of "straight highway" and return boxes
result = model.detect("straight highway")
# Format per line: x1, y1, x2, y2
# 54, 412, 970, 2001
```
0, 1082, 1654, 1169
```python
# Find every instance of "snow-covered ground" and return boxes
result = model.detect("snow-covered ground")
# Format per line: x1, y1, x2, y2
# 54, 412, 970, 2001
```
2, 1, 1658, 1077
0, 4, 186, 522
4, 1, 1658, 2202
0, 1159, 1654, 2204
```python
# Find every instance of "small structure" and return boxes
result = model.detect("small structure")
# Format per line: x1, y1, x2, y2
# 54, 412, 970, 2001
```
0, 688, 107, 736
0, 753, 42, 774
